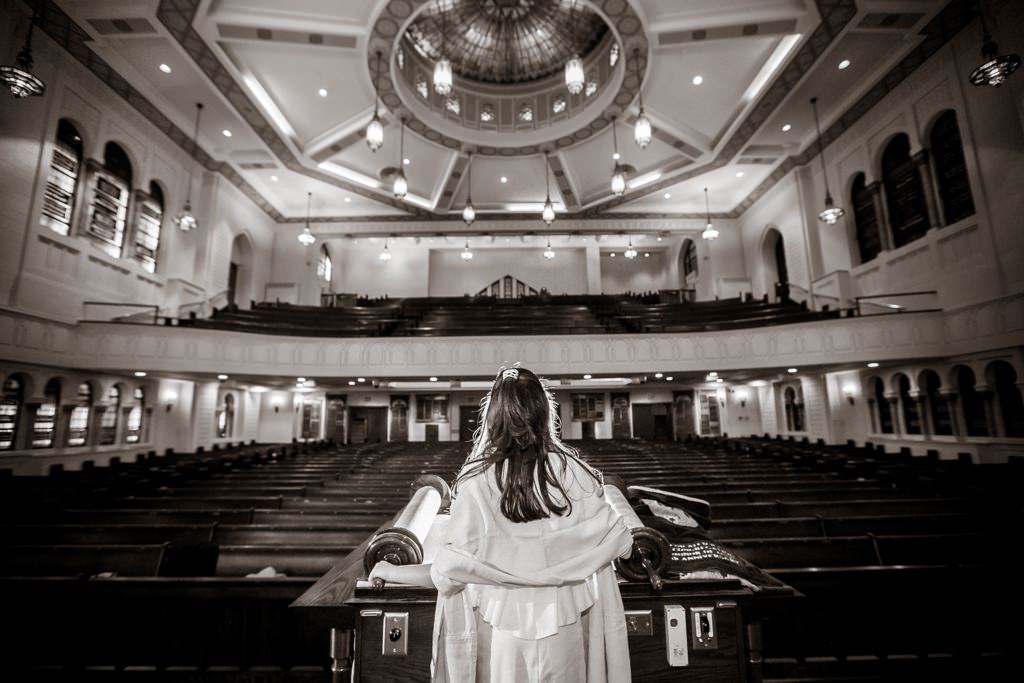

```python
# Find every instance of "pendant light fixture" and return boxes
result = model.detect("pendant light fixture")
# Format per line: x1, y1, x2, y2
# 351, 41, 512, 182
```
366, 50, 384, 152
543, 236, 556, 260
701, 187, 719, 241
461, 237, 473, 261
810, 97, 845, 225
610, 117, 626, 196
393, 118, 408, 199
564, 1, 584, 95
462, 153, 476, 226
379, 237, 393, 261
1, 0, 46, 98
624, 236, 638, 259
174, 102, 203, 232
298, 192, 316, 246
433, 1, 453, 96
969, 7, 1020, 87
632, 48, 652, 148
542, 154, 556, 225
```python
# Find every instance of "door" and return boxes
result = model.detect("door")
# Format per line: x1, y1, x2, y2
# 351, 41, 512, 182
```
459, 405, 479, 441
632, 404, 654, 440
350, 407, 387, 443
424, 424, 439, 442
227, 261, 239, 306
325, 396, 346, 444
652, 403, 673, 441
389, 396, 408, 442
673, 392, 695, 441
611, 393, 631, 439
580, 421, 595, 440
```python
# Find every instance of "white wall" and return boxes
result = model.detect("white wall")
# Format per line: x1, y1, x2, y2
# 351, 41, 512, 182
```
599, 250, 670, 294
429, 247, 589, 296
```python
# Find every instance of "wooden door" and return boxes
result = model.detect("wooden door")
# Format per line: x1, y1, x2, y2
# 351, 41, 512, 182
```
632, 404, 654, 440
424, 424, 439, 442
389, 396, 408, 442
459, 405, 479, 441
325, 396, 346, 444
673, 392, 695, 441
611, 393, 631, 439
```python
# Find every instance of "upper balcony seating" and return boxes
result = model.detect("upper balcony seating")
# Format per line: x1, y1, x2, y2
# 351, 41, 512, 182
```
175, 293, 844, 337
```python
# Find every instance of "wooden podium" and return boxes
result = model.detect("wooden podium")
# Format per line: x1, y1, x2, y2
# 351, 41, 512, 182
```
292, 475, 795, 682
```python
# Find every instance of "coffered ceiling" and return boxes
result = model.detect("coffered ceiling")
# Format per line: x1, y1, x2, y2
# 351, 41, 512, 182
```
40, 0, 961, 223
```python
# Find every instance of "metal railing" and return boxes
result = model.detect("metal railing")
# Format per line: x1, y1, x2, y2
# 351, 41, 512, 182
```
855, 290, 940, 315
82, 302, 160, 324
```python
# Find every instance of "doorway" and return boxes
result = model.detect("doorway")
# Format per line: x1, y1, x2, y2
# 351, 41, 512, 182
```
580, 421, 595, 440
632, 403, 673, 441
348, 406, 387, 444
389, 396, 409, 442
673, 392, 695, 441
459, 405, 480, 441
611, 393, 631, 439
762, 228, 789, 301
325, 396, 346, 443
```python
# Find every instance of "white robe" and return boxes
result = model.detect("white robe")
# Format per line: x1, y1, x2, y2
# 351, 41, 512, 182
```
429, 457, 635, 683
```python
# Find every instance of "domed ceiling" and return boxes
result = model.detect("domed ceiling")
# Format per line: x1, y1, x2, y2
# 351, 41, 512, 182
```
404, 0, 609, 84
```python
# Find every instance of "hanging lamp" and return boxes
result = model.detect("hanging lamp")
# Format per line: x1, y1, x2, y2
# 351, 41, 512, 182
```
969, 7, 1020, 87
379, 237, 393, 261
174, 102, 203, 232
632, 48, 652, 148
366, 50, 384, 152
701, 187, 719, 241
624, 236, 638, 259
564, 1, 584, 95
543, 236, 556, 260
462, 153, 476, 226
610, 117, 626, 196
1, 0, 45, 98
298, 192, 316, 246
393, 118, 408, 198
433, 1, 453, 96
810, 97, 845, 224
542, 154, 556, 225
461, 237, 473, 261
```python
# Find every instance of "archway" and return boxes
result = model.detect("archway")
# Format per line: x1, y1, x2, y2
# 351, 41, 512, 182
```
678, 239, 698, 292
761, 228, 788, 301
228, 233, 255, 308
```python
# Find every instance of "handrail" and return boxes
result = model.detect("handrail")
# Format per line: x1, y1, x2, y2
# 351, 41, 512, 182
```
82, 301, 159, 324
855, 290, 938, 301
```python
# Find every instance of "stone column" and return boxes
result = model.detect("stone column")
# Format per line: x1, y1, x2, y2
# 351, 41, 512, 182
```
885, 393, 902, 435
941, 391, 964, 439
975, 385, 1000, 437
14, 402, 39, 451
909, 390, 927, 436
867, 181, 894, 252
911, 150, 943, 230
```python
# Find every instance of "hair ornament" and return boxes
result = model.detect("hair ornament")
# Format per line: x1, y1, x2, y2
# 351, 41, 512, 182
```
502, 368, 520, 381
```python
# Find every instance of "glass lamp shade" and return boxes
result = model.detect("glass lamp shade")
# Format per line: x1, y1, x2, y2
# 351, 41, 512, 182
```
543, 247, 556, 260
393, 171, 408, 198
610, 165, 626, 196
565, 55, 585, 95
1, 49, 45, 98
624, 245, 638, 259
461, 246, 473, 261
174, 201, 198, 232
379, 246, 393, 262
634, 110, 652, 148
365, 113, 384, 152
541, 198, 556, 225
818, 194, 845, 224
298, 226, 316, 246
433, 58, 453, 96
701, 222, 719, 241
969, 42, 1021, 87
462, 201, 476, 226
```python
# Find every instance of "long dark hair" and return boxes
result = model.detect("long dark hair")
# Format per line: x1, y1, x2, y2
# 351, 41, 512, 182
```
455, 365, 601, 523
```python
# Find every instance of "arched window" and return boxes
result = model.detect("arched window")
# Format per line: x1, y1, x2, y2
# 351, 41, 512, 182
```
41, 119, 84, 236
872, 377, 894, 434
85, 142, 133, 258
217, 393, 235, 439
921, 370, 953, 436
850, 172, 882, 263
133, 181, 163, 273
317, 244, 333, 284
896, 374, 921, 435
125, 387, 144, 443
682, 240, 698, 284
988, 361, 1024, 438
783, 385, 805, 432
956, 366, 988, 437
1, 376, 24, 450
881, 133, 928, 248
100, 385, 121, 445
930, 111, 975, 225
33, 379, 61, 448
66, 382, 93, 446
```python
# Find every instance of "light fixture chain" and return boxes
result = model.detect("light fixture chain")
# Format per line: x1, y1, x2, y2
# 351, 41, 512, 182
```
811, 97, 832, 196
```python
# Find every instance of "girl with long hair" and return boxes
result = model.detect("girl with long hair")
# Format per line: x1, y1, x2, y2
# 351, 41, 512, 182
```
370, 366, 634, 682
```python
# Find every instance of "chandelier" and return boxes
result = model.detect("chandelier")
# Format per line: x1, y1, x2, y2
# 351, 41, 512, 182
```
366, 51, 384, 152
393, 118, 408, 198
433, 1, 453, 96
632, 49, 651, 148
298, 192, 316, 246
461, 237, 473, 261
379, 237, 393, 261
543, 236, 555, 260
174, 102, 203, 232
564, 1, 584, 94
542, 154, 556, 225
610, 117, 626, 196
810, 97, 845, 224
462, 153, 475, 226
968, 10, 1020, 88
624, 236, 638, 259
1, 1, 45, 98
701, 187, 719, 241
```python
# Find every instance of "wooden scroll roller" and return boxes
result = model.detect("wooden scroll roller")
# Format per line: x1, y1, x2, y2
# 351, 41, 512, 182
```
365, 474, 451, 591
603, 474, 671, 591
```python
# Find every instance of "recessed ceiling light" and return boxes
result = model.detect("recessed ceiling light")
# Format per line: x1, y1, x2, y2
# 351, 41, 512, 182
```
838, 59, 851, 70
867, 362, 879, 368
612, 152, 621, 160
222, 129, 232, 137
610, 252, 616, 257
217, 374, 228, 380
403, 158, 410, 165
656, 235, 662, 241
134, 371, 147, 377
318, 88, 328, 97
692, 75, 703, 85
429, 376, 438, 382
297, 377, 306, 382
781, 124, 792, 132
348, 380, 356, 385
787, 368, 798, 373
664, 192, 671, 199
708, 372, 718, 377
500, 176, 508, 183
654, 372, 663, 378
357, 377, 366, 382
736, 171, 744, 178
666, 376, 674, 381
344, 196, 351, 203
159, 63, 172, 74
644, 252, 650, 257
270, 176, 279, 183
583, 374, 592, 379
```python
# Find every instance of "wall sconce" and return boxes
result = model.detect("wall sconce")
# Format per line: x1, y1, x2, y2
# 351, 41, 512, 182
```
735, 390, 749, 408
163, 392, 178, 412
842, 384, 857, 405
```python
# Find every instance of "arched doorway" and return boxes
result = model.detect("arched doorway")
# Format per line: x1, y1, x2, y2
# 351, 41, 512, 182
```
761, 228, 788, 301
228, 233, 254, 308
678, 239, 698, 292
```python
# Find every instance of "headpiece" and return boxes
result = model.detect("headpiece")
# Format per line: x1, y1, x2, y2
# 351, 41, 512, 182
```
501, 368, 520, 381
